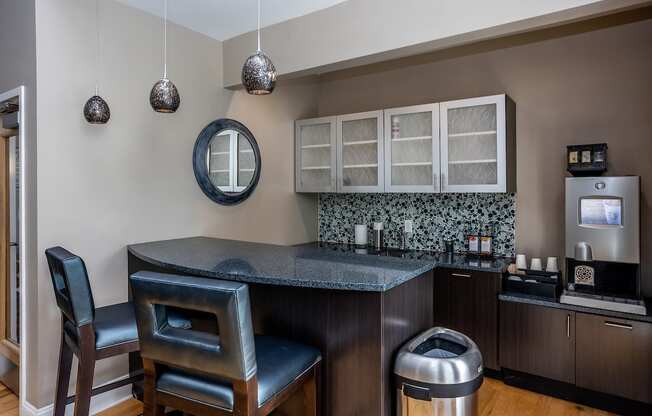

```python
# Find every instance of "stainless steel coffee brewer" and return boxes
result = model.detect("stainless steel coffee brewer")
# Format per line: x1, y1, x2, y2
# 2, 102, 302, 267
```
560, 176, 646, 315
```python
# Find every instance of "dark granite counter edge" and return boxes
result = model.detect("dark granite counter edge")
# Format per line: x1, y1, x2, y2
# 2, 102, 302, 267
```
128, 245, 436, 292
499, 293, 652, 324
436, 262, 507, 274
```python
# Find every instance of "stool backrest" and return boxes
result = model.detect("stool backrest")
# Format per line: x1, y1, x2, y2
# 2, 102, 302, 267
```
45, 246, 96, 327
129, 271, 257, 381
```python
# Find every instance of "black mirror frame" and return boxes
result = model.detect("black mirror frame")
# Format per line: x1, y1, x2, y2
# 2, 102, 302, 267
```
192, 118, 262, 206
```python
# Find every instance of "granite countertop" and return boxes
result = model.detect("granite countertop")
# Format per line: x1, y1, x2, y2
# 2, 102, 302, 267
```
499, 292, 652, 324
128, 237, 511, 292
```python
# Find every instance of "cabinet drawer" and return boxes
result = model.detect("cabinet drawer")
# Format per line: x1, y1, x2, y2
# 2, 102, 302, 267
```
576, 313, 652, 403
499, 301, 575, 384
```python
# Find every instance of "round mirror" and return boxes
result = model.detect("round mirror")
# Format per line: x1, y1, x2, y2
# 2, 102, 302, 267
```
193, 118, 261, 205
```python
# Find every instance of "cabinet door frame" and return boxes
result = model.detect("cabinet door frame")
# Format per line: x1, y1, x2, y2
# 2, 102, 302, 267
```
337, 110, 384, 193
575, 312, 652, 403
295, 116, 337, 193
499, 301, 576, 384
440, 94, 507, 193
384, 103, 440, 193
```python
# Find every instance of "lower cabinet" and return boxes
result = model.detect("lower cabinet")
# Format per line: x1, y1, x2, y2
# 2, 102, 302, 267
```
434, 269, 500, 370
499, 301, 575, 384
500, 300, 652, 405
576, 312, 652, 404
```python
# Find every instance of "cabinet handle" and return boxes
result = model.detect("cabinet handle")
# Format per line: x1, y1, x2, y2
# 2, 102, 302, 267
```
451, 273, 471, 278
567, 314, 570, 338
604, 321, 633, 330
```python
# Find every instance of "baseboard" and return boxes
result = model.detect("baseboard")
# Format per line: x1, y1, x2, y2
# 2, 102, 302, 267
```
21, 376, 133, 416
502, 368, 652, 416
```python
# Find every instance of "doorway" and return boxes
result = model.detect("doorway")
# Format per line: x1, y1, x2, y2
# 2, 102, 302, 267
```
0, 87, 24, 397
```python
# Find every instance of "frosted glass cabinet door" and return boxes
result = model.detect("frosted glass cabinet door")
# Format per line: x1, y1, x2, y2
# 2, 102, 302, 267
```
440, 94, 514, 193
295, 117, 337, 192
337, 111, 384, 192
384, 104, 439, 192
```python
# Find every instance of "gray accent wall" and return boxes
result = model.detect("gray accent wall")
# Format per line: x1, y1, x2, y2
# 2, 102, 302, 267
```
315, 13, 652, 296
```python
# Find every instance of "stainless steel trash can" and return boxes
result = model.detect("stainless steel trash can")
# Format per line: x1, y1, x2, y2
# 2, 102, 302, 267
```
395, 327, 483, 416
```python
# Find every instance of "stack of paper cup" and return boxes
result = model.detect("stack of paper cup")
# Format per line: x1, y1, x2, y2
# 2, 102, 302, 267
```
546, 257, 559, 272
354, 224, 368, 246
515, 254, 527, 270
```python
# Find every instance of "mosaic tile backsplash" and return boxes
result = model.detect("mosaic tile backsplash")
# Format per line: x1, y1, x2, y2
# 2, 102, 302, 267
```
318, 193, 516, 256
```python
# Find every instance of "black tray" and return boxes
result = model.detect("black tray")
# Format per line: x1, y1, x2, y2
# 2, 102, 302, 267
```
504, 273, 562, 300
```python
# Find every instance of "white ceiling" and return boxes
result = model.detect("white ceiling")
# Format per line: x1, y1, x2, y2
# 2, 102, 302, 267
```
115, 0, 347, 41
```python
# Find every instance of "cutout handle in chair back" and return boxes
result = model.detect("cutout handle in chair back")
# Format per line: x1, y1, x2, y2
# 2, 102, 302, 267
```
129, 271, 257, 381
45, 246, 96, 327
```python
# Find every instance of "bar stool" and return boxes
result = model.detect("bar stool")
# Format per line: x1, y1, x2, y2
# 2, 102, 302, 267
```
129, 271, 322, 416
45, 247, 190, 416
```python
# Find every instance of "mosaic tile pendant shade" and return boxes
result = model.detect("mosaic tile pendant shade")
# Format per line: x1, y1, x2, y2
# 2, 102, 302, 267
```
151, 0, 180, 113
83, 95, 110, 124
84, 0, 110, 124
242, 0, 277, 95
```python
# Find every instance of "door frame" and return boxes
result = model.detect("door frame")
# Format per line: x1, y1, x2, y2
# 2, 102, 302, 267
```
0, 86, 27, 404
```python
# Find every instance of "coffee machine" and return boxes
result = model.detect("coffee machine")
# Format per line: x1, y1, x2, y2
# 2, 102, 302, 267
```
560, 176, 647, 315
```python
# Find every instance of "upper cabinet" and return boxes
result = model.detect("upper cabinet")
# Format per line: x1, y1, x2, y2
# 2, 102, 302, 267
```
384, 104, 440, 193
440, 95, 515, 193
295, 94, 515, 194
337, 111, 384, 193
295, 117, 337, 193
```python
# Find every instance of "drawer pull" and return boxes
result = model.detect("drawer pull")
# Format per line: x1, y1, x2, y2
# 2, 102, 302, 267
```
451, 273, 471, 278
567, 314, 570, 338
604, 321, 633, 330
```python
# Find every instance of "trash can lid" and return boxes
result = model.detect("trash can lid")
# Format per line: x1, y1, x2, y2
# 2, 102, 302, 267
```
394, 327, 483, 386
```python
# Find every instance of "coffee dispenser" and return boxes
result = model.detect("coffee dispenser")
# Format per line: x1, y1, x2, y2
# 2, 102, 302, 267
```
561, 176, 646, 315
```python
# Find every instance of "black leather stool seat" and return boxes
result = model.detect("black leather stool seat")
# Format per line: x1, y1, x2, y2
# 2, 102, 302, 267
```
64, 302, 191, 349
156, 335, 321, 409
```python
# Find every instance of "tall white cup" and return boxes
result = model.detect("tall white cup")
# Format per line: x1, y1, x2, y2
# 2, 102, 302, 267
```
546, 257, 559, 272
354, 224, 368, 246
516, 254, 527, 270
530, 258, 543, 271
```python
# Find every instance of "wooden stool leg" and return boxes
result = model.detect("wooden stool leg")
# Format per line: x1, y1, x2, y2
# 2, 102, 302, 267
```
73, 326, 96, 416
73, 355, 95, 416
143, 359, 165, 416
53, 335, 73, 416
303, 364, 320, 416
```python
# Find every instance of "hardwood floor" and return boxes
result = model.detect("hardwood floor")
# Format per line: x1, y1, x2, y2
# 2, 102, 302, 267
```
0, 384, 18, 416
478, 378, 614, 416
0, 378, 616, 416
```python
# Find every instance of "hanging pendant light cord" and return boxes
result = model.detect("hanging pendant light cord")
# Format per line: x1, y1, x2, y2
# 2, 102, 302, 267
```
95, 0, 100, 95
257, 0, 261, 52
163, 0, 168, 79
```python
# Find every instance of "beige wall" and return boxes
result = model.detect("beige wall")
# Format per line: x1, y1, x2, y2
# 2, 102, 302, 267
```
222, 0, 650, 87
34, 0, 317, 409
316, 15, 652, 296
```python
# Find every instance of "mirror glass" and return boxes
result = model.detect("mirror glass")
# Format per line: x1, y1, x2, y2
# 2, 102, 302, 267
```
207, 129, 256, 192
193, 119, 261, 205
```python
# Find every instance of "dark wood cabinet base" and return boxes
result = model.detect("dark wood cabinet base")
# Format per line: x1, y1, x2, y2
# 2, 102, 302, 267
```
128, 253, 433, 416
502, 369, 652, 416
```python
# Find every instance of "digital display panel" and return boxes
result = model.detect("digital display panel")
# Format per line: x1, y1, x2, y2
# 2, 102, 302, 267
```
580, 198, 622, 226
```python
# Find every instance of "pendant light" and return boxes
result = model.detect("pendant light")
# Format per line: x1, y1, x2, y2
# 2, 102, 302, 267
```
84, 0, 110, 124
150, 0, 180, 113
241, 0, 277, 95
